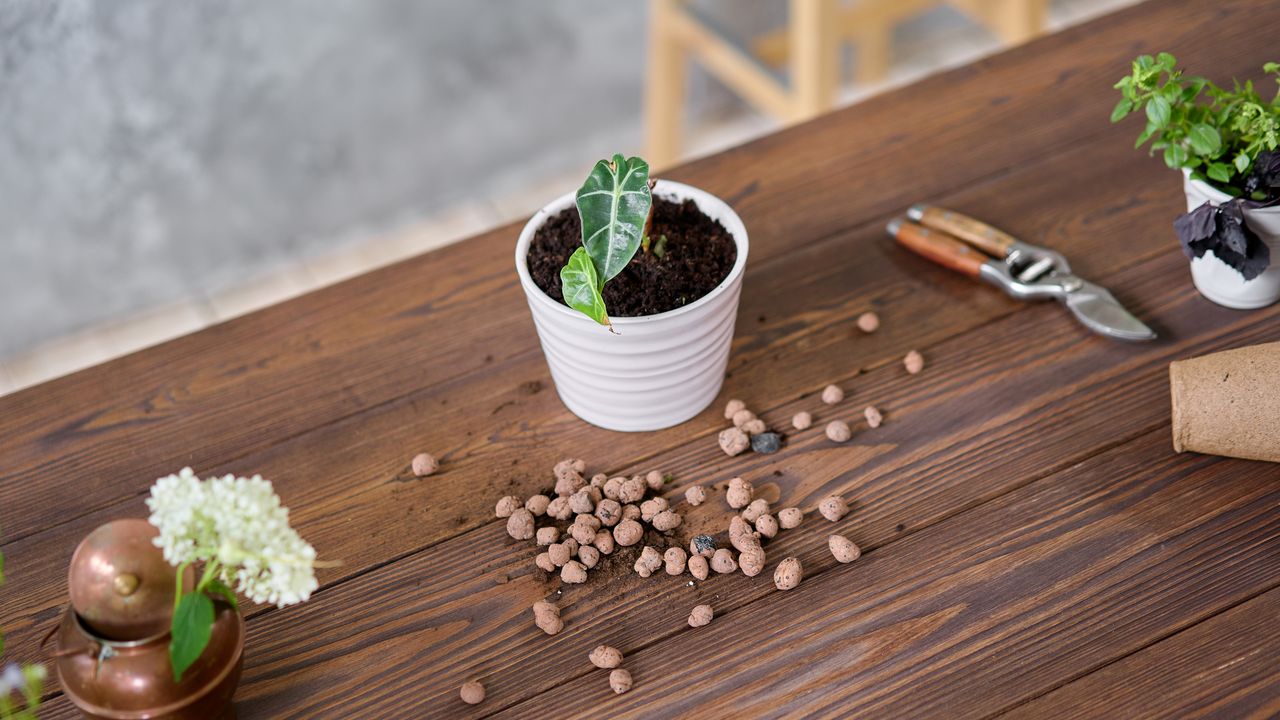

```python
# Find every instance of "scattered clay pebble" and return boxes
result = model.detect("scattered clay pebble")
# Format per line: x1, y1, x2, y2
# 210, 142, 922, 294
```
532, 600, 563, 635
664, 547, 688, 575
535, 552, 555, 572
904, 350, 925, 374
822, 384, 844, 405
773, 557, 803, 590
495, 496, 522, 519
646, 470, 666, 491
618, 477, 647, 504
724, 398, 746, 420
590, 645, 623, 669
579, 544, 601, 569
554, 469, 585, 498
563, 538, 579, 556
711, 548, 738, 574
688, 554, 709, 580
751, 431, 782, 454
688, 604, 714, 628
570, 519, 599, 545
651, 509, 682, 532
825, 420, 852, 443
595, 498, 622, 527
593, 530, 616, 555
634, 546, 663, 577
778, 507, 804, 529
621, 503, 642, 521
506, 509, 534, 540
548, 542, 573, 567
613, 519, 643, 547
590, 473, 608, 489
411, 453, 438, 477
460, 680, 485, 705
569, 489, 596, 514
685, 485, 707, 506
792, 411, 813, 430
726, 477, 754, 509
561, 560, 588, 584
525, 494, 550, 517
819, 495, 849, 522
738, 547, 766, 577
639, 497, 669, 522
603, 476, 624, 500
756, 514, 779, 539
690, 534, 717, 557
729, 516, 760, 552
864, 406, 883, 428
741, 418, 767, 435
741, 498, 770, 523
856, 311, 880, 333
546, 496, 572, 521
829, 535, 861, 563
536, 527, 559, 546
719, 427, 750, 456
732, 409, 757, 428
609, 668, 632, 694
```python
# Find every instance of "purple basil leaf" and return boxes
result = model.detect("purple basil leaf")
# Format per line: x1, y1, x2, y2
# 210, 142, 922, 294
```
1173, 202, 1217, 259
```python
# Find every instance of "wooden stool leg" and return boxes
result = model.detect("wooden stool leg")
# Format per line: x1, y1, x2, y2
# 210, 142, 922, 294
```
854, 22, 892, 85
644, 0, 687, 168
789, 0, 840, 121
986, 0, 1048, 44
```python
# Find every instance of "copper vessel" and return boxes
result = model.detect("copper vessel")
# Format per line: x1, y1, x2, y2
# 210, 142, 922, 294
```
56, 519, 244, 719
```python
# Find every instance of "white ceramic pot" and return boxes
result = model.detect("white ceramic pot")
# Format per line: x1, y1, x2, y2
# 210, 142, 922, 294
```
515, 180, 748, 432
1182, 168, 1280, 308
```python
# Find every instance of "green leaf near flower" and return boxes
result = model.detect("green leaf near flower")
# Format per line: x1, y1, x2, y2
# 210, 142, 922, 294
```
575, 154, 652, 283
206, 579, 239, 611
170, 591, 214, 681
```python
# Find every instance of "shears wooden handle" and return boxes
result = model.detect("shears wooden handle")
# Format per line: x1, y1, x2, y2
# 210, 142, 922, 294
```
887, 218, 988, 279
907, 204, 1015, 259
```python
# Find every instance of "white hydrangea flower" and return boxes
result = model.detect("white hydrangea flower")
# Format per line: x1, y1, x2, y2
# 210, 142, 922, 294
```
147, 468, 318, 608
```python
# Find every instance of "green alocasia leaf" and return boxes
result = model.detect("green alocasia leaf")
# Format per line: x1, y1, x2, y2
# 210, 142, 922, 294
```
560, 247, 609, 326
1187, 123, 1221, 155
170, 591, 214, 681
575, 154, 652, 284
205, 579, 238, 611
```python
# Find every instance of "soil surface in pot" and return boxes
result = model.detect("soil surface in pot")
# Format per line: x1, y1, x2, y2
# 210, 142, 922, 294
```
528, 197, 737, 317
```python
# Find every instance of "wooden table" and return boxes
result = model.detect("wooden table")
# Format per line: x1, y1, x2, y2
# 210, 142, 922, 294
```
4, 0, 1279, 717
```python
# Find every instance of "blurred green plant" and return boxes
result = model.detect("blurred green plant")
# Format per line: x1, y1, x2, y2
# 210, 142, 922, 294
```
1112, 52, 1280, 196
0, 537, 46, 720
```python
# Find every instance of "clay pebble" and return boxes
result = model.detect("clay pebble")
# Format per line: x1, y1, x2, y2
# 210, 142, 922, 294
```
460, 680, 485, 705
864, 406, 883, 428
821, 384, 844, 405
590, 645, 623, 669
829, 535, 861, 563
609, 668, 633, 694
825, 420, 852, 443
411, 452, 438, 477
904, 350, 925, 374
819, 495, 849, 522
719, 427, 750, 456
856, 311, 880, 333
688, 604, 714, 628
774, 557, 803, 590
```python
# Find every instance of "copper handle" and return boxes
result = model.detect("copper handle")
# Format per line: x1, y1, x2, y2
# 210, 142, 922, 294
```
888, 219, 987, 279
909, 204, 1015, 258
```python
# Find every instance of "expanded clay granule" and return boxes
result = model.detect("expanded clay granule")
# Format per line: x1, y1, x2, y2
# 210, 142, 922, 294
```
532, 600, 563, 635
495, 496, 522, 518
685, 485, 707, 506
634, 546, 662, 577
609, 669, 632, 694
651, 509, 682, 532
856, 311, 880, 333
536, 526, 559, 546
460, 680, 485, 705
864, 406, 883, 428
593, 530, 616, 555
829, 535, 861, 563
613, 519, 643, 546
688, 604, 714, 627
819, 495, 849, 522
525, 494, 550, 517
561, 560, 588, 584
719, 427, 750, 456
589, 645, 623, 669
755, 514, 778, 539
639, 497, 669, 522
594, 498, 622, 527
904, 350, 925, 374
578, 544, 601, 569
773, 557, 803, 590
732, 409, 758, 428
506, 509, 534, 540
821, 384, 844, 405
710, 548, 738, 574
646, 470, 666, 491
792, 411, 813, 430
411, 452, 438, 477
778, 507, 803, 529
825, 420, 852, 443
724, 398, 746, 419
726, 477, 754, 509
741, 498, 770, 523
688, 555, 709, 580
690, 534, 717, 557
664, 547, 688, 575
738, 547, 766, 577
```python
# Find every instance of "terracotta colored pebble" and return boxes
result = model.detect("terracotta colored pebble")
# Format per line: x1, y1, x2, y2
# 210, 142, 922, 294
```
525, 494, 550, 516
792, 411, 813, 430
755, 514, 779, 539
634, 546, 663, 577
778, 507, 804, 529
460, 680, 485, 705
664, 547, 688, 575
609, 668, 632, 694
570, 519, 598, 546
710, 548, 738, 574
904, 350, 925, 374
561, 560, 587, 584
568, 489, 596, 514
495, 496, 522, 519
603, 476, 624, 500
613, 519, 643, 546
639, 497, 669, 522
506, 508, 534, 540
826, 420, 852, 443
535, 527, 559, 546
724, 398, 746, 420
618, 477, 647, 504
646, 470, 666, 491
864, 405, 883, 428
411, 452, 438, 477
595, 498, 623, 527
821, 384, 844, 405
741, 498, 770, 523
554, 470, 585, 498
535, 552, 555, 573
546, 496, 572, 521
651, 509, 682, 532
729, 516, 760, 552
726, 476, 754, 509
819, 495, 849, 522
688, 604, 714, 628
593, 530, 616, 555
621, 503, 642, 521
732, 409, 757, 428
856, 311, 880, 333
590, 473, 608, 489
690, 534, 716, 557
578, 544, 601, 569
688, 555, 710, 580
685, 485, 707, 506
590, 645, 623, 669
829, 535, 861, 563
719, 427, 750, 456
532, 600, 563, 635
741, 418, 767, 435
738, 546, 766, 577
548, 542, 573, 567
774, 557, 803, 590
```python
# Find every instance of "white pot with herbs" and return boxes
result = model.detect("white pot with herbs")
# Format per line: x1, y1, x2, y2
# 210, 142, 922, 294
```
515, 154, 749, 432
1113, 53, 1280, 309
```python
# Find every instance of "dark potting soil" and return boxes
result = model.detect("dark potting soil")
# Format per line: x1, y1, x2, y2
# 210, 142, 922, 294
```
526, 197, 737, 317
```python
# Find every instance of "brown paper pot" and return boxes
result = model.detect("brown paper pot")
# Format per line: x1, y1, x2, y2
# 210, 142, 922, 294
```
1170, 341, 1280, 462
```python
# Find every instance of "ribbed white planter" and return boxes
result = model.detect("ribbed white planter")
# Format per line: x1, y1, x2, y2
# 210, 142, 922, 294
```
1182, 168, 1280, 309
515, 180, 748, 432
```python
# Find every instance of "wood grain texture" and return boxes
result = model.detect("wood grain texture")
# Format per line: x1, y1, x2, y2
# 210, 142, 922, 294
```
1001, 588, 1280, 719
5, 1, 1280, 717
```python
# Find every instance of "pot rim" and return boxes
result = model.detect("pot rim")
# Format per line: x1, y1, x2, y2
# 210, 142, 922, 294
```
513, 178, 749, 327
1182, 167, 1280, 213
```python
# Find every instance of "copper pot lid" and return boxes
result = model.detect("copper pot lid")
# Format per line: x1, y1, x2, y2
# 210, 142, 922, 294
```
68, 518, 192, 640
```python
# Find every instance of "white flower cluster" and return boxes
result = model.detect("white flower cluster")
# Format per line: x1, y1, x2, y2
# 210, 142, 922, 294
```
147, 467, 318, 608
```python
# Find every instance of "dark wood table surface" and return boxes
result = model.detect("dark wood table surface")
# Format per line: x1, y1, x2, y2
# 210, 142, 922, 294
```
5, 0, 1280, 717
